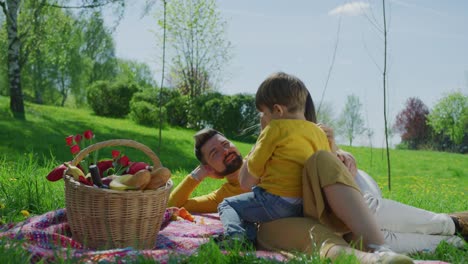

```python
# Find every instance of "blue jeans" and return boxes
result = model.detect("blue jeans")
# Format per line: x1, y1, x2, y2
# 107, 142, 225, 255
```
218, 186, 303, 242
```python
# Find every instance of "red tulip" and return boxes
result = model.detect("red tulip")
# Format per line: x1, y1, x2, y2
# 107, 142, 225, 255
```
83, 130, 94, 140
65, 136, 74, 146
127, 162, 150, 174
74, 134, 82, 144
112, 150, 120, 159
46, 164, 67, 181
97, 160, 114, 175
118, 155, 130, 167
70, 145, 80, 155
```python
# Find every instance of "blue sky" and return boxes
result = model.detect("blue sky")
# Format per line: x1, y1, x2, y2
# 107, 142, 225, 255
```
107, 0, 468, 147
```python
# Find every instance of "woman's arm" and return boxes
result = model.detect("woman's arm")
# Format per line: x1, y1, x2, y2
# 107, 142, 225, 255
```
318, 124, 358, 177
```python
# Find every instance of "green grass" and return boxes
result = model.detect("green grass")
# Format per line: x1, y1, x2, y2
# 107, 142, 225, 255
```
0, 95, 467, 263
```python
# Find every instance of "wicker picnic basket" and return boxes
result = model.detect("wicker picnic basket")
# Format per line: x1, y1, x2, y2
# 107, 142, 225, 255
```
64, 139, 173, 250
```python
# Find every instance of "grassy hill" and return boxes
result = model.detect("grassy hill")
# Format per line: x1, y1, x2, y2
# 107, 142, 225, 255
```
0, 95, 467, 263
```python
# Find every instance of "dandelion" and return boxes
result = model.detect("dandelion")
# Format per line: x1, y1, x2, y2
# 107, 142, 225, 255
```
21, 210, 30, 217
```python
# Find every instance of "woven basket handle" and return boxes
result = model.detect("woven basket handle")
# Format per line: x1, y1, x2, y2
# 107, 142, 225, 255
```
71, 139, 162, 169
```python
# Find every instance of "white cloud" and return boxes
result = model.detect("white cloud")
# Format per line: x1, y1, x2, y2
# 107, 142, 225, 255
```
328, 2, 370, 16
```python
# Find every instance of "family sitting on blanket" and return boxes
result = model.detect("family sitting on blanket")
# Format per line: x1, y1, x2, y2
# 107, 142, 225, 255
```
168, 72, 467, 264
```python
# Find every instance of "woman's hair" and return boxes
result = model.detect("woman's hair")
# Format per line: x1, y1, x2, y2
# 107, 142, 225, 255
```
255, 72, 309, 114
305, 92, 317, 123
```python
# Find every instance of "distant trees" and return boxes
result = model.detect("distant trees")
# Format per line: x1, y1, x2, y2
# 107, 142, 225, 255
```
394, 92, 467, 153
393, 97, 430, 149
316, 101, 336, 128
0, 0, 125, 119
156, 0, 231, 98
337, 94, 365, 146
427, 92, 468, 147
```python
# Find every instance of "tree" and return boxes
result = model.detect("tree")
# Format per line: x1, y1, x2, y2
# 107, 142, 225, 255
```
427, 91, 468, 146
316, 101, 336, 128
338, 94, 365, 146
393, 97, 430, 149
116, 59, 156, 89
1, 0, 23, 118
79, 11, 117, 86
0, 0, 124, 119
157, 0, 231, 98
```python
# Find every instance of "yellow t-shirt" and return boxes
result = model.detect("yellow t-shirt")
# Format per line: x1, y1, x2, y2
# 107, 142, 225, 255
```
247, 119, 330, 197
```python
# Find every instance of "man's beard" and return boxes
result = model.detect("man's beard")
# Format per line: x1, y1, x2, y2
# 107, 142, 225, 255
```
219, 153, 243, 176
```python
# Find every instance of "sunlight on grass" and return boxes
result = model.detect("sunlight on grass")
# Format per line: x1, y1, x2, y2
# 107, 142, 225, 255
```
1, 96, 467, 263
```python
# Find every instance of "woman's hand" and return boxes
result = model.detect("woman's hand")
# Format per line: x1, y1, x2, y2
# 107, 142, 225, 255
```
317, 123, 339, 153
336, 150, 358, 177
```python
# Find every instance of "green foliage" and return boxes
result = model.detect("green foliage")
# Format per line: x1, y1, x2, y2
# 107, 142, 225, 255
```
130, 101, 166, 127
187, 91, 224, 128
116, 59, 157, 89
0, 23, 7, 96
165, 95, 190, 127
201, 93, 258, 141
0, 96, 467, 263
427, 91, 468, 146
129, 87, 184, 126
79, 11, 118, 87
337, 94, 365, 146
87, 80, 138, 117
157, 0, 232, 97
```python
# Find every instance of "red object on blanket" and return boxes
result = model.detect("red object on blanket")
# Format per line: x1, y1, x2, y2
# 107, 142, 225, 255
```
46, 164, 67, 182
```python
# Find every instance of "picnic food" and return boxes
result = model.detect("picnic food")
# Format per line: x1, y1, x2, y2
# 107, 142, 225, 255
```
64, 163, 85, 180
124, 169, 151, 189
146, 167, 171, 190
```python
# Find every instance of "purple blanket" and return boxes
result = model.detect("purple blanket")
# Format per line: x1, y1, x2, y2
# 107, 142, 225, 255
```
0, 209, 286, 263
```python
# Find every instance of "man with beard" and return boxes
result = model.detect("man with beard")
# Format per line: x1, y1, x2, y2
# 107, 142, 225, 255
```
167, 127, 466, 259
167, 128, 414, 263
168, 128, 246, 213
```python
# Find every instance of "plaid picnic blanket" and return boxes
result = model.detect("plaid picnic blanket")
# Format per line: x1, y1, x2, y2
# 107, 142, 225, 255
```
0, 209, 450, 264
0, 208, 286, 263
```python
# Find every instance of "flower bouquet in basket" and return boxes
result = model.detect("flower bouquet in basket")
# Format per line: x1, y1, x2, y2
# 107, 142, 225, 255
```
46, 130, 171, 191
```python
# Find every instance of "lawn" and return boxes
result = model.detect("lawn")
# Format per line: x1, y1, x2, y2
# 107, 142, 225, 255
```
0, 96, 467, 263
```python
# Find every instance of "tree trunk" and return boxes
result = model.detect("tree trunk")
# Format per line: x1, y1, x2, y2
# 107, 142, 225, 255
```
6, 0, 25, 119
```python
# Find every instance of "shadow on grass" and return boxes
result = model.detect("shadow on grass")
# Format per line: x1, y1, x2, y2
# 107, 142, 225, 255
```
0, 105, 198, 172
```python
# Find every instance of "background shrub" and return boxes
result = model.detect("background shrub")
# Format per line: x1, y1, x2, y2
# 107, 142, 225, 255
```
129, 100, 166, 127
87, 80, 138, 117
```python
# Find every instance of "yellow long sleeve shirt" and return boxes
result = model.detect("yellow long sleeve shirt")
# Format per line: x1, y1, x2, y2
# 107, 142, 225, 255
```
247, 119, 330, 197
167, 174, 246, 213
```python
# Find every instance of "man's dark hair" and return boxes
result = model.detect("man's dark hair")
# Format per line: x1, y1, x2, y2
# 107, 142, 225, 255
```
194, 128, 223, 163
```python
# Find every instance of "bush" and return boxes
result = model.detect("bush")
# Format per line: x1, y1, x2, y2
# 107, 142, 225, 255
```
187, 92, 224, 129
129, 100, 167, 127
165, 95, 190, 127
87, 80, 138, 117
188, 93, 258, 142
129, 87, 182, 126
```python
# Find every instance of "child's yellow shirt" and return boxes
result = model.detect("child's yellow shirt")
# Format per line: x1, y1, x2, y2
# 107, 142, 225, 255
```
247, 119, 330, 197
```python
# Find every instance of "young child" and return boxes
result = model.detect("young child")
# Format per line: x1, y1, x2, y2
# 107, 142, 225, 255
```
217, 72, 331, 245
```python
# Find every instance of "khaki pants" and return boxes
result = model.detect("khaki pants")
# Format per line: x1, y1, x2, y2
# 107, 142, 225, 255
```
257, 151, 359, 257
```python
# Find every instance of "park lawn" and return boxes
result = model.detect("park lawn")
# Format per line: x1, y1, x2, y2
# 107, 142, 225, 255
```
0, 96, 467, 263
